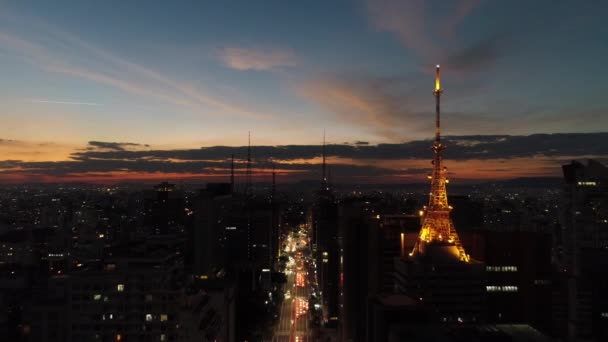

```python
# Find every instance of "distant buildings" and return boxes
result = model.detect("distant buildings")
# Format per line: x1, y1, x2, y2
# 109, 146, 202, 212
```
69, 248, 182, 342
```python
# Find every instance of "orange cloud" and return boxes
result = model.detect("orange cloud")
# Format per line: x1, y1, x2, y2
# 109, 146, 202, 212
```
0, 139, 77, 162
220, 47, 297, 71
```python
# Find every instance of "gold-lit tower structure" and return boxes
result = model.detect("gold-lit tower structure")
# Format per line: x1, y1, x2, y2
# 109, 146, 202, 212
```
411, 65, 470, 262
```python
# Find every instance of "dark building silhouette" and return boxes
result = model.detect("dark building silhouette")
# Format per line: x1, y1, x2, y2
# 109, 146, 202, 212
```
556, 159, 608, 341
143, 182, 185, 235
338, 198, 378, 342
310, 136, 340, 324
464, 231, 553, 333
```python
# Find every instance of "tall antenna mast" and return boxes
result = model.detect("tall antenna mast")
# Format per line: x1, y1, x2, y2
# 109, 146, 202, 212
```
271, 161, 276, 203
410, 64, 470, 262
434, 64, 442, 144
322, 130, 327, 190
230, 154, 235, 193
246, 132, 252, 196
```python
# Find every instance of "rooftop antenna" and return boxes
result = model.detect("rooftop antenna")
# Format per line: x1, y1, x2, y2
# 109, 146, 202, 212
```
322, 130, 328, 190
230, 154, 235, 193
271, 160, 276, 202
246, 132, 252, 197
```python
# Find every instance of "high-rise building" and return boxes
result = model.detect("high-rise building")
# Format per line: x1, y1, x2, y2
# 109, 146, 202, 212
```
143, 182, 185, 235
557, 159, 608, 340
68, 246, 182, 342
338, 198, 379, 342
193, 183, 234, 276
465, 231, 553, 332
310, 138, 340, 324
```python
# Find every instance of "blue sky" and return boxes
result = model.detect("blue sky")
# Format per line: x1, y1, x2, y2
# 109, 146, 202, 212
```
0, 0, 607, 183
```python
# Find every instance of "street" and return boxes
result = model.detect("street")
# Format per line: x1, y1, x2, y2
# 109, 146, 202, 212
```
273, 227, 314, 342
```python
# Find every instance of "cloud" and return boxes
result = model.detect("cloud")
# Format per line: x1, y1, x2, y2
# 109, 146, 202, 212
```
2, 133, 607, 183
25, 99, 102, 106
367, 0, 482, 60
0, 16, 271, 120
366, 0, 509, 75
69, 133, 608, 162
0, 139, 77, 162
300, 70, 608, 140
87, 141, 150, 152
299, 73, 429, 140
220, 47, 297, 71
442, 34, 504, 73
367, 0, 436, 58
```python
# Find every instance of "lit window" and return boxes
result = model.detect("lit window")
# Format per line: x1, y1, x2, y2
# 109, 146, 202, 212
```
117, 284, 124, 292
146, 314, 153, 321
160, 314, 168, 322
601, 312, 608, 318
116, 334, 121, 341
93, 294, 102, 301
486, 285, 518, 292
160, 334, 166, 341
486, 265, 517, 272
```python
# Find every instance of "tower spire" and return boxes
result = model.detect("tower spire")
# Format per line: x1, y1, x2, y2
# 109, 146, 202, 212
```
411, 64, 469, 262
434, 64, 442, 145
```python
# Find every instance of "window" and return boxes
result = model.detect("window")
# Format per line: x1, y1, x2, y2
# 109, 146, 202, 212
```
117, 284, 124, 292
486, 266, 517, 272
160, 314, 168, 322
146, 314, 153, 322
486, 285, 518, 292
93, 294, 102, 301
160, 334, 166, 341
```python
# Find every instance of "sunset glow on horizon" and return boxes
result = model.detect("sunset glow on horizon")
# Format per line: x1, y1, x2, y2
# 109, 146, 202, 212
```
1, 1, 608, 184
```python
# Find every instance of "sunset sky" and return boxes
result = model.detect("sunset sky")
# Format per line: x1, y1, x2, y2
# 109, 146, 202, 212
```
1, 0, 607, 184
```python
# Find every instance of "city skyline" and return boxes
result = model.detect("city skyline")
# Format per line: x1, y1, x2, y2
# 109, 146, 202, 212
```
1, 0, 608, 183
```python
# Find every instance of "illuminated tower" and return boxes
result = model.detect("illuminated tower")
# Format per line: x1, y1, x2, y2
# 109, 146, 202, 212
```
411, 65, 470, 262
